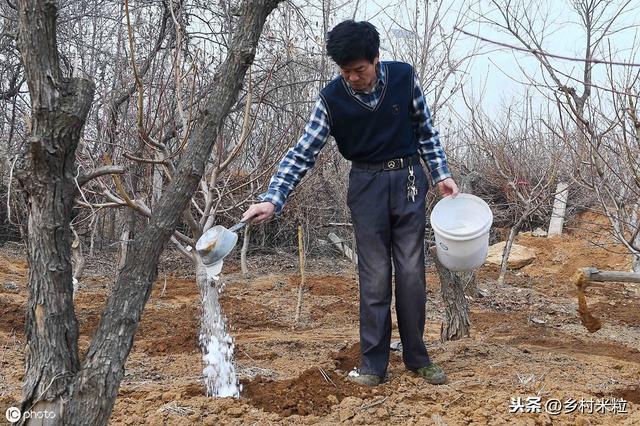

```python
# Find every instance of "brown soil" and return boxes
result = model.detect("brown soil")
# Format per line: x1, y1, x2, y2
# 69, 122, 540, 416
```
0, 300, 25, 333
615, 385, 640, 404
242, 367, 373, 416
1, 218, 639, 425
331, 342, 361, 372
288, 274, 358, 296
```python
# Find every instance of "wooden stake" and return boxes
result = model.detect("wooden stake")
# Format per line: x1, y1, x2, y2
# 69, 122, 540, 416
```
294, 224, 306, 324
241, 223, 251, 277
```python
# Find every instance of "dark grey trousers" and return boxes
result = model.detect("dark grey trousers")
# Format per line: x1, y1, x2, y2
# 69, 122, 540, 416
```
347, 164, 431, 377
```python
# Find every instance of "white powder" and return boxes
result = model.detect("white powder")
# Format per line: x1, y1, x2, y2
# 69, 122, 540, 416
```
199, 264, 240, 398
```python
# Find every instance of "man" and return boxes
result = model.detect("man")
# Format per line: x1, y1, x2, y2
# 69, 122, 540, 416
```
242, 20, 458, 386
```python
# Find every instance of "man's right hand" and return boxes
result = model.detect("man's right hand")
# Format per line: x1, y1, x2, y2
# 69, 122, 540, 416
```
241, 201, 276, 224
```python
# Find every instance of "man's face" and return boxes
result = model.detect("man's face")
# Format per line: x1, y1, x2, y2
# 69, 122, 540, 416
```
340, 57, 379, 92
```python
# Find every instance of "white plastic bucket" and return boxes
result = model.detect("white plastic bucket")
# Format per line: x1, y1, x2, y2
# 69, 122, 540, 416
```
429, 193, 493, 272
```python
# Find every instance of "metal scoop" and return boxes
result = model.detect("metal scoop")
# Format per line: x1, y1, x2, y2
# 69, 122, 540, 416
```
196, 221, 248, 266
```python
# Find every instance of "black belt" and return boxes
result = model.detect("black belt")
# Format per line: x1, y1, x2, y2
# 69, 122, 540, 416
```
352, 154, 420, 171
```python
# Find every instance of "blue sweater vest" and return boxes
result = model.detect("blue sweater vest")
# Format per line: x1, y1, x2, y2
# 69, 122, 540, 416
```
320, 61, 417, 163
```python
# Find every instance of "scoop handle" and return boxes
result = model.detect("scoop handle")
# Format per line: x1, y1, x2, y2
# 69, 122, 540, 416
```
228, 221, 247, 233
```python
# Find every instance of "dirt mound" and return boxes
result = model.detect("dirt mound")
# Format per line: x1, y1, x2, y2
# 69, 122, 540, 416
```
242, 367, 372, 416
331, 343, 360, 372
519, 234, 630, 283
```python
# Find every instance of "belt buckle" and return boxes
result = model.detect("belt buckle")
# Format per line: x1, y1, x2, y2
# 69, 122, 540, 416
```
384, 158, 403, 170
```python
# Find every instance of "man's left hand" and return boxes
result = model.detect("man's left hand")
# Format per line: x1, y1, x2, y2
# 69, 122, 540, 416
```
436, 178, 459, 198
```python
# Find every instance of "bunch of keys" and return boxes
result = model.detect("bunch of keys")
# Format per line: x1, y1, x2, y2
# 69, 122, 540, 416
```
407, 165, 417, 202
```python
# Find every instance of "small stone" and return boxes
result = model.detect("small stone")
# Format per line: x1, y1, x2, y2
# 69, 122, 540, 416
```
340, 396, 363, 407
485, 242, 536, 268
375, 407, 388, 418
3, 281, 18, 291
339, 408, 355, 422
161, 392, 174, 402
532, 227, 547, 237
478, 289, 490, 298
327, 394, 339, 405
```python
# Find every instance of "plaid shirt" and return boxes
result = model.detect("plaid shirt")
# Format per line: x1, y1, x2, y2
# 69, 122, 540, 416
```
259, 61, 452, 213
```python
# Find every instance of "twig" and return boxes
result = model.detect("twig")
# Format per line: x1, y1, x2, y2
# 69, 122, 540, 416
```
454, 26, 640, 67
318, 367, 336, 387
294, 223, 305, 324
443, 393, 464, 408
360, 396, 388, 410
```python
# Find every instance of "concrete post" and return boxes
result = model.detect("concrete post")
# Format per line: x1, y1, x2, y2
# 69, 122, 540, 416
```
548, 182, 569, 237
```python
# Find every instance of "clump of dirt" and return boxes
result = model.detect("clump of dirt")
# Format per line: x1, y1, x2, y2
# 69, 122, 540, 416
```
331, 343, 360, 372
573, 269, 602, 333
242, 367, 372, 416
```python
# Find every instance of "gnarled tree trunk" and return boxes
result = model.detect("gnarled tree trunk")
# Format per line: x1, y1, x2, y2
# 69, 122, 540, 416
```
16, 0, 281, 424
16, 0, 95, 420
432, 251, 474, 341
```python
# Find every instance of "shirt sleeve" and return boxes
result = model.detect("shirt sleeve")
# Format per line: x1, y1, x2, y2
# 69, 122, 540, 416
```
411, 70, 452, 184
257, 97, 331, 213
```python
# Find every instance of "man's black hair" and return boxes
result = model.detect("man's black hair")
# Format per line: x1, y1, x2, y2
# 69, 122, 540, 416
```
326, 20, 380, 66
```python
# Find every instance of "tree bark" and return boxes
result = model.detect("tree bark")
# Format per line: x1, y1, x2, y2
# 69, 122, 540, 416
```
16, 0, 281, 424
64, 1, 282, 423
16, 0, 95, 420
432, 251, 472, 341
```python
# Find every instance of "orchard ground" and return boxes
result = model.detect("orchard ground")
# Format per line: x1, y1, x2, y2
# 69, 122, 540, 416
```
1, 213, 639, 425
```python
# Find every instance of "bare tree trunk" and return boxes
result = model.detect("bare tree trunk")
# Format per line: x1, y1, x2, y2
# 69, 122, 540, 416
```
498, 211, 529, 285
16, 0, 281, 424
433, 252, 471, 341
117, 222, 130, 271
15, 0, 95, 419
71, 227, 85, 296
631, 206, 640, 273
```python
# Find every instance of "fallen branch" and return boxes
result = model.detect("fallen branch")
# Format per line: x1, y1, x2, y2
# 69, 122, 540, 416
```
577, 267, 640, 284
